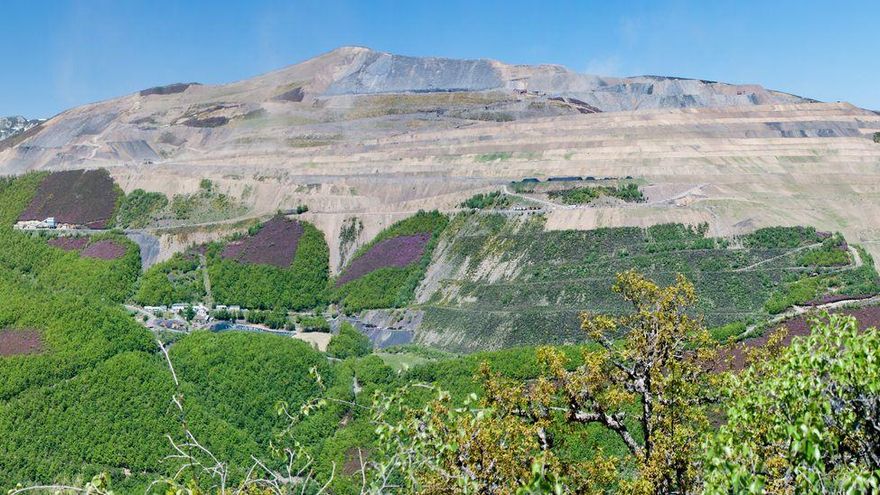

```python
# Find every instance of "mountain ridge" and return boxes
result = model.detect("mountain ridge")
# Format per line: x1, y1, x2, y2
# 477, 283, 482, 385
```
0, 46, 822, 174
0, 115, 43, 142
1, 47, 879, 274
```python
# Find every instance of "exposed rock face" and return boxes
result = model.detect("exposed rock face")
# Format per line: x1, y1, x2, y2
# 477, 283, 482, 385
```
324, 50, 504, 94
3, 46, 879, 274
0, 116, 42, 141
319, 48, 810, 111
0, 46, 820, 174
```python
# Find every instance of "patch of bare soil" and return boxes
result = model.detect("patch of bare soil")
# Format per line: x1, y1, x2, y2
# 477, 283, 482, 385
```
0, 329, 44, 356
342, 447, 369, 476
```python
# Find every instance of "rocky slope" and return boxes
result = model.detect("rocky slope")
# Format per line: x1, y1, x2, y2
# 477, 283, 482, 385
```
0, 116, 42, 141
1, 47, 878, 274
0, 46, 813, 173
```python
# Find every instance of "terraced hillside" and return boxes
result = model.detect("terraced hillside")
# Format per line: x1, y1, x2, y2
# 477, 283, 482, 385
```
414, 214, 879, 351
2, 48, 877, 274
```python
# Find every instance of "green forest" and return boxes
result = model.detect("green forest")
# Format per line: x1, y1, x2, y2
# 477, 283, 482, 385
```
0, 172, 878, 493
207, 220, 330, 310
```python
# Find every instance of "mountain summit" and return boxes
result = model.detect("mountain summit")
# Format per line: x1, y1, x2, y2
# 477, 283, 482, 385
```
311, 46, 811, 110
0, 47, 818, 172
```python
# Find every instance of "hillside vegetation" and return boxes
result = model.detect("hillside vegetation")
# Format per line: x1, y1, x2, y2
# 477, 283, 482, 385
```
0, 169, 878, 493
207, 218, 329, 310
134, 251, 206, 306
0, 174, 358, 491
335, 211, 448, 312
0, 174, 141, 303
419, 214, 879, 351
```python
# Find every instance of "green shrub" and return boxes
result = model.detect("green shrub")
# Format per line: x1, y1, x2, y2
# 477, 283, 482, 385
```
475, 152, 512, 162
874, 131, 880, 143
709, 321, 747, 342
460, 191, 510, 209
134, 252, 205, 306
764, 277, 822, 314
798, 234, 850, 267
646, 222, 708, 243
112, 189, 168, 228
327, 322, 373, 359
826, 246, 880, 295
297, 315, 330, 332
547, 184, 644, 205
742, 226, 818, 249
510, 181, 536, 193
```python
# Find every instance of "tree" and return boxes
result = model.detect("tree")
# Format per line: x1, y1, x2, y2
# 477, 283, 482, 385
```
367, 270, 719, 494
183, 305, 196, 321
704, 313, 880, 493
327, 323, 372, 359
493, 270, 718, 493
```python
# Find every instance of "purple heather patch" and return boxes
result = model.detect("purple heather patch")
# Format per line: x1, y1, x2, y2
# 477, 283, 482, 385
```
221, 216, 304, 268
336, 233, 431, 286
80, 239, 127, 260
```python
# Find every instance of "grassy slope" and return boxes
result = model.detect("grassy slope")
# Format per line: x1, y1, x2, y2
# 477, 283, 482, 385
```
418, 214, 879, 351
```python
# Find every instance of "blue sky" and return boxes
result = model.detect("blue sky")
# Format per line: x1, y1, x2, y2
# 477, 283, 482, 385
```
4, 0, 879, 117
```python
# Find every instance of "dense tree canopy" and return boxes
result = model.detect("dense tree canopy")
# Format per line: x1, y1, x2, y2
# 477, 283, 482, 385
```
704, 314, 880, 493
327, 322, 373, 359
209, 220, 329, 310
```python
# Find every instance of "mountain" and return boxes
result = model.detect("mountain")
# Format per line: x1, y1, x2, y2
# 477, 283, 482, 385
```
0, 46, 878, 275
0, 46, 813, 172
0, 115, 42, 142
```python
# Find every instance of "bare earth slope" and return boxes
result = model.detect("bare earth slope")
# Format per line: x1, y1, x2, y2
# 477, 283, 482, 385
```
1, 47, 878, 271
0, 46, 811, 173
